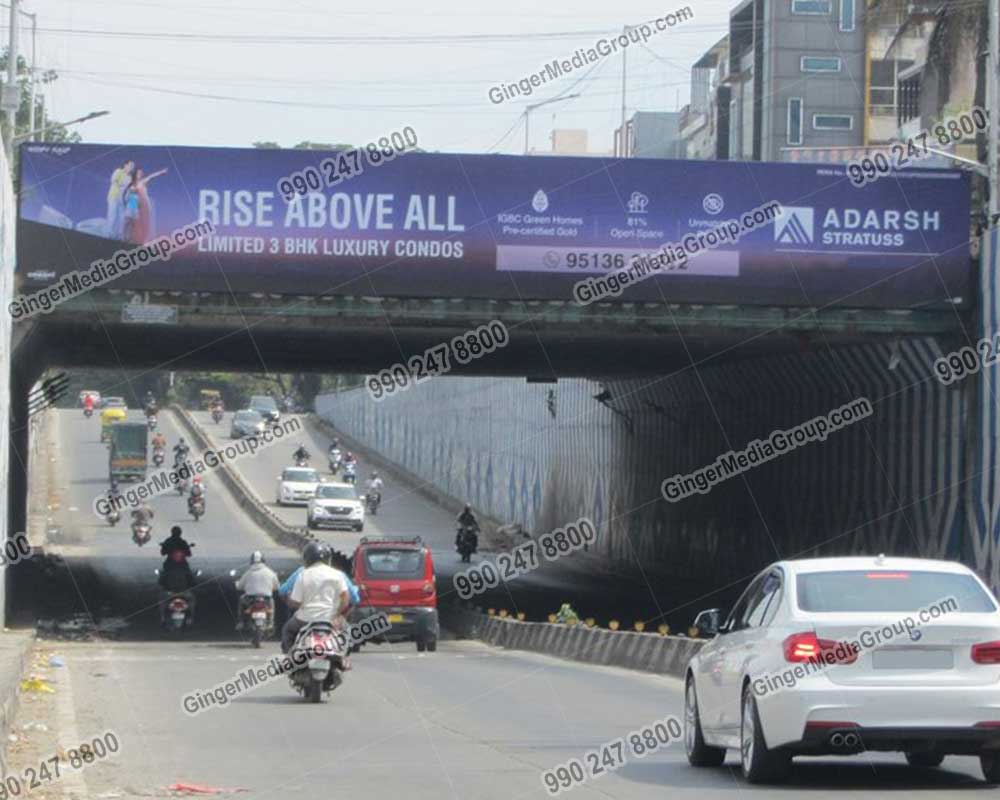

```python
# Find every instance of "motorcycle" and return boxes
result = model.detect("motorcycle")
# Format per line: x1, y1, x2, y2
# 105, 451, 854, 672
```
132, 521, 151, 546
152, 447, 165, 467
147, 415, 157, 431
188, 494, 205, 521
83, 407, 93, 419
106, 507, 120, 527
176, 479, 189, 496
288, 621, 345, 703
456, 524, 478, 563
211, 407, 224, 424
154, 567, 200, 637
365, 490, 381, 515
294, 454, 310, 468
328, 449, 342, 475
343, 463, 356, 485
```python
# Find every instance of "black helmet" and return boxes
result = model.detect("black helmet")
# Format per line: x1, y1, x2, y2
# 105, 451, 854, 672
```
303, 541, 331, 566
464, 504, 471, 513
170, 525, 182, 537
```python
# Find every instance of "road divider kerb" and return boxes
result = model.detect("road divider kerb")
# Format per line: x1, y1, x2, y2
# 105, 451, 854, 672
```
170, 406, 312, 552
443, 608, 704, 678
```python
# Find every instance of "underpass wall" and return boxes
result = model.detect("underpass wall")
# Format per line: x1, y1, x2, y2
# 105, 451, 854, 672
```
0, 146, 14, 626
317, 337, 968, 586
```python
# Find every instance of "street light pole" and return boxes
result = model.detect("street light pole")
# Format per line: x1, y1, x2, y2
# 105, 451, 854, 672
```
3, 0, 20, 165
522, 93, 581, 155
988, 0, 999, 221
26, 11, 36, 142
620, 25, 629, 158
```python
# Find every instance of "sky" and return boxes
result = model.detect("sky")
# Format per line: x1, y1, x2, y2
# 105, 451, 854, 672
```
5, 0, 733, 154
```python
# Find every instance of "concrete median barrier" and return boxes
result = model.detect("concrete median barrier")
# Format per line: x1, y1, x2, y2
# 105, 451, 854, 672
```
170, 406, 311, 552
443, 608, 705, 678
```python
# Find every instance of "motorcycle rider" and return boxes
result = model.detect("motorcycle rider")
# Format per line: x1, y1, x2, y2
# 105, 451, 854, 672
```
235, 551, 280, 631
144, 391, 158, 417
151, 430, 167, 450
105, 481, 124, 520
173, 437, 190, 465
280, 542, 350, 654
131, 501, 154, 528
83, 393, 95, 416
455, 504, 479, 551
293, 443, 310, 464
365, 471, 383, 508
160, 525, 193, 559
342, 450, 357, 469
188, 475, 206, 513
158, 548, 196, 627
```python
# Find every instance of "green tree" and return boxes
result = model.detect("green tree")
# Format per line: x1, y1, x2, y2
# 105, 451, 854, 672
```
0, 52, 80, 150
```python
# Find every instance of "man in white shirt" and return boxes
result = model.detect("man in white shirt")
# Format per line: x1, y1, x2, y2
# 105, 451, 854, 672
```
234, 551, 280, 630
281, 542, 349, 653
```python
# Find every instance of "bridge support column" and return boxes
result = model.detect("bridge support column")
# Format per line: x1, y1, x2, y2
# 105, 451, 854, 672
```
967, 227, 1000, 591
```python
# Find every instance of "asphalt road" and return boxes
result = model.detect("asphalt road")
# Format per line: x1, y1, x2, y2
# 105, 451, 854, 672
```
12, 409, 996, 797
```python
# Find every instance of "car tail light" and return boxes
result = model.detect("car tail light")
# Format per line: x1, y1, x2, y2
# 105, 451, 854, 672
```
783, 632, 857, 665
422, 582, 435, 597
971, 641, 1000, 664
975, 721, 1000, 728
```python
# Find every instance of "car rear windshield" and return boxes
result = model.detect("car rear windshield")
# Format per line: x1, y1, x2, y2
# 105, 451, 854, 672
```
363, 549, 425, 579
797, 570, 997, 613
236, 411, 262, 422
316, 485, 355, 500
252, 396, 277, 410
283, 469, 318, 482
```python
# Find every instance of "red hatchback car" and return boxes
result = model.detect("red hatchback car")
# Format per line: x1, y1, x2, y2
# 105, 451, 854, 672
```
350, 536, 439, 652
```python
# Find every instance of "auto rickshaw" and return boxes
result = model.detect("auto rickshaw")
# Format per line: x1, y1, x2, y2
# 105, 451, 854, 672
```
100, 406, 127, 442
199, 389, 222, 410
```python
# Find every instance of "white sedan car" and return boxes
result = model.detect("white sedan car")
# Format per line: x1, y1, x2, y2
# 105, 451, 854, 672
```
307, 482, 365, 532
275, 467, 322, 506
685, 556, 1000, 784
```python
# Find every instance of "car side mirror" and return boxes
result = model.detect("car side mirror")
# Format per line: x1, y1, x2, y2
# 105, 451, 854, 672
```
694, 608, 723, 637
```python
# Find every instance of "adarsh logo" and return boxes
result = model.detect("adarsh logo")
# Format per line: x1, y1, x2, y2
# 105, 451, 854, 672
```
775, 206, 814, 245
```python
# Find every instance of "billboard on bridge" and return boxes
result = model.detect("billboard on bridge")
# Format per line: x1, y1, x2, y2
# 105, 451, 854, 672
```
16, 142, 971, 308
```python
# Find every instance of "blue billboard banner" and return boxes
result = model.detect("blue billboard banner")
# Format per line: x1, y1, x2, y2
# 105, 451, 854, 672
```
16, 142, 971, 308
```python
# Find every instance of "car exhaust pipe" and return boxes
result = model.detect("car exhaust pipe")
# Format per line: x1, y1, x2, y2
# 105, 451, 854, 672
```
843, 733, 860, 749
829, 733, 845, 747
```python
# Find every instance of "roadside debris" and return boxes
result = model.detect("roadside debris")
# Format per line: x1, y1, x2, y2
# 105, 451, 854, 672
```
20, 676, 55, 694
167, 783, 249, 795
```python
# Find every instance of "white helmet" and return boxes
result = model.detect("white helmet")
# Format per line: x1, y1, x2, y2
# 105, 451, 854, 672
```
250, 550, 264, 564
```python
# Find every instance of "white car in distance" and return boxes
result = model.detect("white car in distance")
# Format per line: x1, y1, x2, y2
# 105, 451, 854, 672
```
307, 482, 365, 532
684, 556, 1000, 784
275, 467, 322, 506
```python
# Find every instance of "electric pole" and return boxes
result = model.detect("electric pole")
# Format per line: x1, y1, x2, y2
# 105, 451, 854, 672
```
2, 0, 20, 165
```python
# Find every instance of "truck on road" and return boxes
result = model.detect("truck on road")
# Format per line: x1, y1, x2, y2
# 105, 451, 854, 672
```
109, 423, 148, 483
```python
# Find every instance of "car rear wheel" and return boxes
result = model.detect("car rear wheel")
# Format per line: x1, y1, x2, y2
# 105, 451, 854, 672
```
684, 677, 726, 767
425, 638, 437, 652
906, 752, 944, 768
416, 639, 426, 653
740, 685, 790, 784
981, 753, 1000, 784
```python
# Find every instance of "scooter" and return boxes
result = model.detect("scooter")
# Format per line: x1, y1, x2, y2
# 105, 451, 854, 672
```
328, 449, 342, 475
152, 447, 165, 467
288, 621, 346, 703
147, 415, 157, 431
83, 407, 93, 419
456, 524, 478, 563
176, 479, 189, 496
188, 494, 205, 521
295, 455, 310, 468
211, 407, 224, 424
106, 508, 120, 527
343, 463, 356, 485
365, 490, 381, 515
